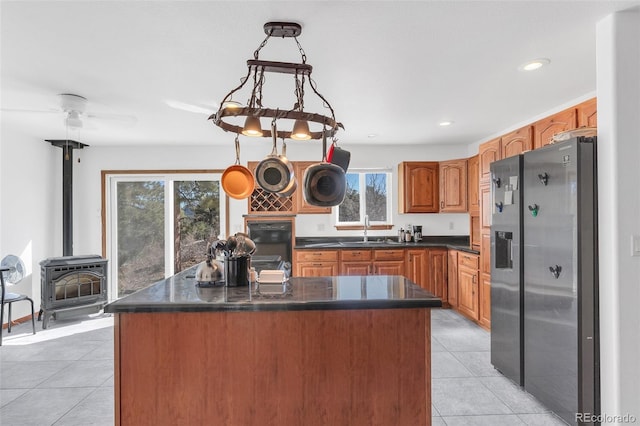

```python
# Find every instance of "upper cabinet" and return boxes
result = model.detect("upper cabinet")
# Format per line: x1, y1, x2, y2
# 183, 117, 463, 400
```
479, 137, 501, 183
467, 155, 480, 215
501, 126, 532, 159
294, 161, 331, 214
577, 97, 597, 128
398, 162, 439, 213
439, 159, 468, 213
533, 107, 577, 150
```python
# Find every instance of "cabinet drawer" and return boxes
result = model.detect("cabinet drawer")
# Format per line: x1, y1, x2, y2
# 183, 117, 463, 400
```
373, 249, 405, 261
340, 250, 372, 261
295, 250, 338, 262
458, 252, 479, 270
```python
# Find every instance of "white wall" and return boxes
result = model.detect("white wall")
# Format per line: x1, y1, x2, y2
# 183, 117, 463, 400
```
596, 9, 640, 422
0, 127, 58, 323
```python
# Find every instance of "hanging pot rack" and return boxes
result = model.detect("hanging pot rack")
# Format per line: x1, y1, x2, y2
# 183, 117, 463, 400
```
209, 22, 344, 140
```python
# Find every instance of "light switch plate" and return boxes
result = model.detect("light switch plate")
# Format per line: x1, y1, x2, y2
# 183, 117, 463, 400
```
631, 235, 640, 257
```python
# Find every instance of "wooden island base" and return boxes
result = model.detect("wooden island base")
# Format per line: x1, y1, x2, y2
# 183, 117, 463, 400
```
115, 308, 432, 426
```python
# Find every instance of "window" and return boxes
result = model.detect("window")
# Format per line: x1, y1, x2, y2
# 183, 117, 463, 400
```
104, 171, 228, 299
336, 170, 392, 226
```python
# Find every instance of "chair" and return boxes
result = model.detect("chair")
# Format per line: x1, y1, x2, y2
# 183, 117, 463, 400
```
1, 267, 36, 346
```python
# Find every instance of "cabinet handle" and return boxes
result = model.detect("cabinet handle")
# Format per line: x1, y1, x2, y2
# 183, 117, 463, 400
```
441, 201, 444, 209
312, 263, 323, 266
472, 275, 477, 283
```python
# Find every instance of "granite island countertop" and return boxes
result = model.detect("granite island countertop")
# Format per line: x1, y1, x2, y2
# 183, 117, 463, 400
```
104, 267, 442, 314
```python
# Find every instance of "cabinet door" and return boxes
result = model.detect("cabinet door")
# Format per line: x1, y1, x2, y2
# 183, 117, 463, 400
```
296, 262, 338, 277
375, 261, 405, 276
439, 159, 468, 213
340, 261, 372, 275
457, 266, 479, 321
479, 138, 501, 183
467, 155, 480, 215
533, 107, 577, 150
427, 249, 448, 301
406, 249, 428, 289
478, 272, 491, 329
470, 215, 481, 249
480, 232, 491, 275
501, 126, 532, 159
479, 182, 492, 231
294, 161, 331, 214
577, 97, 597, 128
447, 250, 458, 308
398, 162, 439, 213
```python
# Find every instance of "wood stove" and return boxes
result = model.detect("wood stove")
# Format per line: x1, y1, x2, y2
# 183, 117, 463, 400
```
39, 255, 108, 329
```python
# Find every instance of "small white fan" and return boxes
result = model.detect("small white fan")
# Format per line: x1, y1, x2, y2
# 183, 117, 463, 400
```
0, 255, 26, 284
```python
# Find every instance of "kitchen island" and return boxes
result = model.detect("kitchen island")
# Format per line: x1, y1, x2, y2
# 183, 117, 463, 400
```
105, 269, 442, 426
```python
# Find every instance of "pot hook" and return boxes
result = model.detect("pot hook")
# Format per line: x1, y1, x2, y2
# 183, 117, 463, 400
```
321, 125, 328, 162
234, 135, 241, 165
270, 118, 278, 156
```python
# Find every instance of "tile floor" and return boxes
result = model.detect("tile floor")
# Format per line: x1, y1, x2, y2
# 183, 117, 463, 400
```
0, 309, 567, 425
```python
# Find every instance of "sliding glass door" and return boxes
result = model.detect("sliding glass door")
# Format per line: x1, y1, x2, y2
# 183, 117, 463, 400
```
106, 172, 227, 299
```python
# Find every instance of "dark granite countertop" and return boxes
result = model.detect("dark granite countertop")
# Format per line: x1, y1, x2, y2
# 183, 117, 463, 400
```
104, 267, 442, 314
294, 236, 479, 255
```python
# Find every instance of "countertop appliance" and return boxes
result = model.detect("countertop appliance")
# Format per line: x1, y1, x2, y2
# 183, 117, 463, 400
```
490, 136, 600, 425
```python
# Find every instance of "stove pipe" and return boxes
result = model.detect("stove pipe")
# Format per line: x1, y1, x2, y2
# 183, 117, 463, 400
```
45, 139, 88, 256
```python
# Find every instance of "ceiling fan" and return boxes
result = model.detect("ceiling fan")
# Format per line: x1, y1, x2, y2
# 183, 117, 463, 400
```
2, 93, 137, 130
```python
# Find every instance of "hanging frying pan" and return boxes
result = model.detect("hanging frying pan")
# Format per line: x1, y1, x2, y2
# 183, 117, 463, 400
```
327, 138, 351, 172
255, 120, 294, 194
303, 129, 346, 207
221, 136, 255, 200
276, 139, 297, 197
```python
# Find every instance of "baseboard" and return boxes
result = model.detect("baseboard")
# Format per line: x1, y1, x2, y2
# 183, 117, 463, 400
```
2, 314, 34, 329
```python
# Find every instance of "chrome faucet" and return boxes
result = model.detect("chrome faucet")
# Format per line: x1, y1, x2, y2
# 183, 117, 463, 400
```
363, 215, 370, 242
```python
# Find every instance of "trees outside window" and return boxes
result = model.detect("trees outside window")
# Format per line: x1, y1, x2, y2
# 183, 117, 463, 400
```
337, 171, 392, 225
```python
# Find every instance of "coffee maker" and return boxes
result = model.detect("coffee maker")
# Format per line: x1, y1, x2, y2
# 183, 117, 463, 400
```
412, 225, 423, 242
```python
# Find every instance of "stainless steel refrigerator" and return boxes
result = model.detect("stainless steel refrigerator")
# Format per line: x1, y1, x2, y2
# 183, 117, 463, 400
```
490, 154, 524, 386
490, 136, 600, 425
522, 136, 599, 425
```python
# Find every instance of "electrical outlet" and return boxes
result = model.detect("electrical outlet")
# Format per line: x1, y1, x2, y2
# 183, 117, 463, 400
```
449, 221, 454, 230
317, 224, 325, 231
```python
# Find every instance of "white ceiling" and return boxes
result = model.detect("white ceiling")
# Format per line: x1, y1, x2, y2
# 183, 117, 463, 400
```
1, 1, 639, 148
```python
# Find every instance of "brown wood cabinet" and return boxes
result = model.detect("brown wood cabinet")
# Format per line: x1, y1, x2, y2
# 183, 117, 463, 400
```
480, 182, 492, 231
398, 162, 439, 213
577, 97, 597, 128
478, 234, 491, 330
340, 249, 405, 276
406, 249, 428, 289
470, 215, 481, 249
457, 254, 479, 322
294, 250, 339, 277
479, 137, 501, 183
478, 273, 491, 330
294, 161, 331, 214
467, 155, 480, 215
447, 250, 458, 309
533, 107, 578, 150
439, 159, 468, 213
501, 126, 532, 159
427, 249, 448, 303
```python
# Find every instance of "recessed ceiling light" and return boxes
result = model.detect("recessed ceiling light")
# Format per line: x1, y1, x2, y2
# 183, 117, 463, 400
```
518, 58, 551, 72
367, 133, 378, 138
439, 121, 453, 127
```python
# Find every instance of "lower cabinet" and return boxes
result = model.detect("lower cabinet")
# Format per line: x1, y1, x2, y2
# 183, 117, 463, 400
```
294, 250, 339, 277
340, 249, 405, 276
447, 250, 458, 309
478, 273, 491, 329
456, 252, 480, 322
406, 248, 448, 303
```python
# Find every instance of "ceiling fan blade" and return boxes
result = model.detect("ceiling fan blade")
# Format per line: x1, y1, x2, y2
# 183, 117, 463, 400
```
0, 107, 58, 114
86, 112, 137, 126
